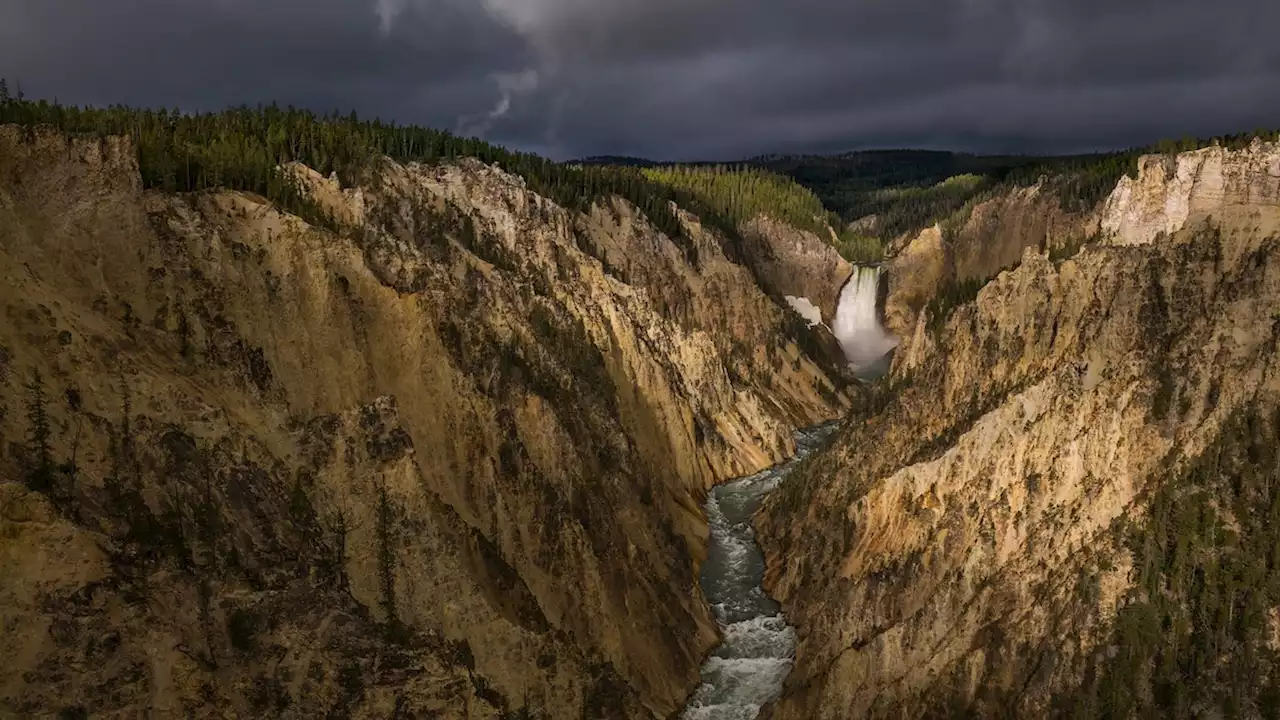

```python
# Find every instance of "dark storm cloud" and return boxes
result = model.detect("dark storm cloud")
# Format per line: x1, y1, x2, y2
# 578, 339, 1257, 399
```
2, 0, 1279, 160
0, 0, 527, 130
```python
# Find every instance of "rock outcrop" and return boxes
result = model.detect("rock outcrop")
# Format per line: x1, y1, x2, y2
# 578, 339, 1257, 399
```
882, 183, 1094, 347
756, 141, 1280, 718
880, 225, 945, 364
1101, 139, 1280, 247
739, 215, 853, 323
0, 127, 850, 719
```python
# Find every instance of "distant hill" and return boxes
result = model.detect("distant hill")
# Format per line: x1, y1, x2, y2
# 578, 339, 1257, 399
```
748, 151, 1044, 245
576, 133, 1280, 250
753, 149, 1028, 187
573, 155, 664, 168
750, 142, 1236, 244
575, 151, 1049, 245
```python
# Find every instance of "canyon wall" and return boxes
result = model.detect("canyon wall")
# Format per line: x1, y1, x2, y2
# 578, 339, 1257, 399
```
882, 183, 1094, 350
739, 215, 853, 323
757, 140, 1280, 718
0, 127, 850, 719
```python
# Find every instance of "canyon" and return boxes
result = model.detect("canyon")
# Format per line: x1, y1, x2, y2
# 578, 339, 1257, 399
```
0, 125, 852, 719
757, 139, 1280, 718
5, 115, 1280, 720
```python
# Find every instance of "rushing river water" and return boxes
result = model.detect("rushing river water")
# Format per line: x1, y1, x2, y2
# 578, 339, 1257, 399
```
681, 424, 838, 720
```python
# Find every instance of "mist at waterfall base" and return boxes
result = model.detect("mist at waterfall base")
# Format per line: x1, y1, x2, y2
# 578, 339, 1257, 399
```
681, 426, 837, 720
832, 266, 897, 380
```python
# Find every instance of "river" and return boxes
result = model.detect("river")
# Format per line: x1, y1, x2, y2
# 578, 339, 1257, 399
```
680, 424, 838, 720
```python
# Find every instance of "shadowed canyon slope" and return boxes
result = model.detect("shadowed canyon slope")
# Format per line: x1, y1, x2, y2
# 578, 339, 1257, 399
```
0, 126, 852, 719
757, 139, 1280, 718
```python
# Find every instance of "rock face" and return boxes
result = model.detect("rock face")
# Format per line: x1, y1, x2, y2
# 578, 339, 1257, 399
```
1101, 139, 1280, 246
882, 183, 1094, 346
756, 141, 1280, 718
739, 215, 853, 323
949, 183, 1094, 282
0, 127, 850, 719
880, 225, 945, 359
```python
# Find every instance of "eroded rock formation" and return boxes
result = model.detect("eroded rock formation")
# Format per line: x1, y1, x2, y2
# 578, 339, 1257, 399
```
0, 127, 851, 719
757, 140, 1280, 718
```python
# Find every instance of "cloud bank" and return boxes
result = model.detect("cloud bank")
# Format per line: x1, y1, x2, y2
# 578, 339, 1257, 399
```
1, 0, 1278, 160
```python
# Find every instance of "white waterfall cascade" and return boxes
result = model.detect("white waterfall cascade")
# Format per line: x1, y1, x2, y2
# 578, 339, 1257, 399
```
832, 265, 898, 374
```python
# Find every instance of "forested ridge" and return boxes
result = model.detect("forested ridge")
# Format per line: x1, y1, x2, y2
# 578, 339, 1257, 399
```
642, 165, 892, 262
758, 129, 1280, 247
758, 150, 1024, 220
642, 165, 832, 236
5, 79, 1273, 266
0, 80, 743, 249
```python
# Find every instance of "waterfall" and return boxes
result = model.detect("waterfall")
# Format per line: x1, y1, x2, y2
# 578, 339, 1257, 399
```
832, 265, 897, 377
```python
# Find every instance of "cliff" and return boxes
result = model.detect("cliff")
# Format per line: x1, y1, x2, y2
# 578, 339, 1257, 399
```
738, 215, 853, 323
0, 127, 850, 719
1101, 139, 1280, 246
756, 139, 1280, 718
882, 182, 1095, 352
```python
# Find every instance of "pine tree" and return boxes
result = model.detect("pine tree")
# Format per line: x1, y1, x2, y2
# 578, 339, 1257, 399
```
24, 369, 53, 493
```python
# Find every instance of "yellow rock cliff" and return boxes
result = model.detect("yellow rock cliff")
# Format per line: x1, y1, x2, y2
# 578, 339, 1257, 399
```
0, 127, 851, 719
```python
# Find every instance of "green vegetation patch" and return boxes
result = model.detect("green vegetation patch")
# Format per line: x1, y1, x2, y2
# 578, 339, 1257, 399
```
831, 231, 884, 264
641, 164, 832, 236
1063, 401, 1280, 717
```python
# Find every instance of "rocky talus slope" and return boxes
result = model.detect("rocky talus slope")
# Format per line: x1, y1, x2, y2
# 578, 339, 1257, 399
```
0, 127, 850, 719
757, 139, 1280, 718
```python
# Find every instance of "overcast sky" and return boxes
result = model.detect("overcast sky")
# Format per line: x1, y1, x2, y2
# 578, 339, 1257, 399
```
2, 0, 1278, 161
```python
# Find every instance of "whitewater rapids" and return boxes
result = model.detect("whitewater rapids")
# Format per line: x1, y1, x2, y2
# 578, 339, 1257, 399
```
681, 425, 837, 720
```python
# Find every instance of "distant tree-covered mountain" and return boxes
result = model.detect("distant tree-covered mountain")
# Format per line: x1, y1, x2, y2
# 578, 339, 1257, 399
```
574, 156, 664, 168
